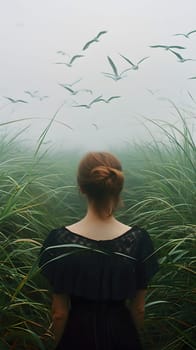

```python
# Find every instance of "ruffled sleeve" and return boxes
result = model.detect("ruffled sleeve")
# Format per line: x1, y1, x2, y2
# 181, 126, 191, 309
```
135, 228, 159, 289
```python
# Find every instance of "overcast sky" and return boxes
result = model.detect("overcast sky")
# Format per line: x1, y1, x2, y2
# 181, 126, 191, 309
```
0, 0, 196, 151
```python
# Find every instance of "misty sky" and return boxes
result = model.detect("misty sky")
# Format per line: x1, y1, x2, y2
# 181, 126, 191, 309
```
0, 0, 196, 151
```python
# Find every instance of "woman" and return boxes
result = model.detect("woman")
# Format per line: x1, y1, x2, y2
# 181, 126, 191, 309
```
39, 151, 159, 349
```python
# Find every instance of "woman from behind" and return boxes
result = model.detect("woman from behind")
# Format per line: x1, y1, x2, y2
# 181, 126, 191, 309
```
39, 151, 159, 349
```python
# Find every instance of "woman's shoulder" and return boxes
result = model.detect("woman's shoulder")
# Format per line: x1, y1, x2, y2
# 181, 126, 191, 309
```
40, 224, 153, 254
43, 224, 149, 244
41, 226, 67, 248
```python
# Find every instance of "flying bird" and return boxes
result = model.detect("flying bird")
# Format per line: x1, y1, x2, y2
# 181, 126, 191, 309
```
72, 95, 103, 109
56, 50, 68, 55
4, 96, 28, 103
119, 54, 149, 70
146, 88, 160, 95
92, 123, 99, 130
38, 95, 49, 101
102, 56, 131, 81
82, 31, 107, 50
97, 96, 121, 103
24, 90, 39, 98
59, 84, 92, 95
24, 90, 48, 101
150, 45, 186, 50
173, 30, 196, 38
55, 54, 84, 67
169, 50, 196, 63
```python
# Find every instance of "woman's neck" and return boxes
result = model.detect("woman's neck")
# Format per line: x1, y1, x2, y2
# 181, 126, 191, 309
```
66, 203, 130, 238
83, 204, 115, 223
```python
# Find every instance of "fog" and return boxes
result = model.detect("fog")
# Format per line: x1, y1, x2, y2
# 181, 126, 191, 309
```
0, 0, 196, 151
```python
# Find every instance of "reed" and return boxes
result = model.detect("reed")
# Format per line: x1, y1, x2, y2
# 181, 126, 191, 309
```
0, 114, 195, 349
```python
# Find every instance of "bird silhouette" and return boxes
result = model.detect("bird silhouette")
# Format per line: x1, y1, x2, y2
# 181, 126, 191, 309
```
97, 96, 121, 103
169, 50, 196, 63
55, 54, 84, 67
24, 90, 39, 98
102, 56, 131, 81
24, 90, 48, 101
82, 31, 107, 50
150, 45, 186, 50
56, 50, 68, 56
173, 30, 196, 38
38, 95, 49, 101
73, 95, 103, 109
4, 96, 28, 103
92, 123, 98, 130
146, 89, 160, 95
119, 54, 149, 70
59, 84, 92, 95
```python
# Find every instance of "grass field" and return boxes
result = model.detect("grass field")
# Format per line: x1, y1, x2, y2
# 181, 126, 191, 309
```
0, 114, 195, 350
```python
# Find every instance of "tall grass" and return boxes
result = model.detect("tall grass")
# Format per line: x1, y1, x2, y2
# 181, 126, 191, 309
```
0, 114, 195, 349
119, 111, 196, 349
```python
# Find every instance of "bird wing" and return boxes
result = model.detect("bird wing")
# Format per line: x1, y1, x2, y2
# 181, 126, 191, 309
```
24, 91, 33, 97
69, 55, 84, 64
120, 54, 135, 66
73, 104, 89, 108
173, 33, 185, 37
64, 86, 74, 93
102, 72, 115, 76
17, 99, 28, 103
137, 56, 149, 64
83, 31, 107, 49
107, 56, 118, 75
102, 73, 117, 80
169, 45, 186, 50
57, 50, 66, 55
169, 50, 183, 60
70, 78, 82, 86
121, 68, 132, 75
92, 123, 98, 129
96, 30, 107, 39
82, 40, 95, 50
4, 96, 14, 102
90, 95, 103, 105
188, 29, 196, 36
150, 45, 166, 48
107, 96, 121, 102
79, 89, 93, 94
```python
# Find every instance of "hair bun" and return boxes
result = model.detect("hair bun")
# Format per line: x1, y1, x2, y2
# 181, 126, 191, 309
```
77, 152, 124, 216
91, 166, 123, 193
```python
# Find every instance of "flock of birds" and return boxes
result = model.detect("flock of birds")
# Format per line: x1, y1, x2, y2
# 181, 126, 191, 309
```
55, 30, 196, 111
3, 91, 48, 105
2, 29, 196, 111
54, 29, 196, 75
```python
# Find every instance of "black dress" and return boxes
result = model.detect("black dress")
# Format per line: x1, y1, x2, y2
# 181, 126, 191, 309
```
39, 225, 159, 350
